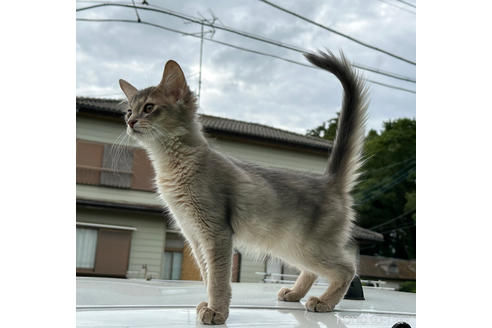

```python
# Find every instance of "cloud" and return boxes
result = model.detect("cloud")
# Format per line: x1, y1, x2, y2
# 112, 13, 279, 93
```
76, 0, 415, 132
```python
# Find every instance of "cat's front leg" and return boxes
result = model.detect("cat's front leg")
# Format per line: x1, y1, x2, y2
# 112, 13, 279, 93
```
196, 231, 233, 325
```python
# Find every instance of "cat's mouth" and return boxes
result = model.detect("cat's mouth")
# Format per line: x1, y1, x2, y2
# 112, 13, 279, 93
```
127, 126, 144, 136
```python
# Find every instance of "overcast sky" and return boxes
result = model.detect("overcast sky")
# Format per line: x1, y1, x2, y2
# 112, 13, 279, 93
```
76, 0, 415, 134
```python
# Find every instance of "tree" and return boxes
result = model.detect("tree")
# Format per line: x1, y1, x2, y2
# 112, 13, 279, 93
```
306, 112, 339, 141
307, 117, 416, 259
356, 119, 416, 259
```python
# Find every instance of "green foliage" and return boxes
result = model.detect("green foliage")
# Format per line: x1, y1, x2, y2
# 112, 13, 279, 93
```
306, 112, 339, 141
355, 119, 416, 259
404, 191, 416, 221
398, 281, 416, 293
307, 116, 416, 260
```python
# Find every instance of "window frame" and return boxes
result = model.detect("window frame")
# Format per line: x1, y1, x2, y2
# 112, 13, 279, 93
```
76, 222, 135, 277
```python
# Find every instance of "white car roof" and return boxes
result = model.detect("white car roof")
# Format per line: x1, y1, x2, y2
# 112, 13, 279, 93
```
77, 277, 416, 327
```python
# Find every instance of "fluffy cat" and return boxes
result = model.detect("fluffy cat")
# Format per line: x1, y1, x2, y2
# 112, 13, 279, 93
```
119, 50, 368, 325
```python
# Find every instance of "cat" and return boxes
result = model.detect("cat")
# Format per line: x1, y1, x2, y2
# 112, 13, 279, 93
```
118, 50, 368, 325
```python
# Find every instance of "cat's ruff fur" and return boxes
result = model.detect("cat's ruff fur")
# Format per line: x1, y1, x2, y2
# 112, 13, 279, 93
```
119, 51, 368, 325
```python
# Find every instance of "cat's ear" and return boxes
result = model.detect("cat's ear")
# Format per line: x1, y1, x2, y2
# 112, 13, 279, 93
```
119, 79, 138, 101
157, 60, 187, 101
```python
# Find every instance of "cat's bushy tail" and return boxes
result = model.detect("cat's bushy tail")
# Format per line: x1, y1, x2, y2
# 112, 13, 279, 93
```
304, 51, 368, 193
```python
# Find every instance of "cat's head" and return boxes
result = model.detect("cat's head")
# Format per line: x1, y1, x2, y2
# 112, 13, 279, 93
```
119, 60, 198, 145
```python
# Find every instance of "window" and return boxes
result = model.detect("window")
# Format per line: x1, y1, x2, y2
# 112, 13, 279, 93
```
76, 227, 98, 269
163, 251, 183, 280
76, 223, 134, 277
77, 139, 155, 191
76, 140, 104, 185
162, 232, 184, 280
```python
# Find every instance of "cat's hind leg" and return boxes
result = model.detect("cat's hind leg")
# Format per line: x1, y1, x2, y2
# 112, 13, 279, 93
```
304, 252, 355, 312
278, 270, 317, 302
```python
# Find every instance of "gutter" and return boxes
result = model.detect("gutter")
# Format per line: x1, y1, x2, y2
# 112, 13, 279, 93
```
76, 198, 163, 213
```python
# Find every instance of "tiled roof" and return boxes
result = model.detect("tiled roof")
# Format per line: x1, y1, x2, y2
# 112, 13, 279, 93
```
76, 97, 332, 152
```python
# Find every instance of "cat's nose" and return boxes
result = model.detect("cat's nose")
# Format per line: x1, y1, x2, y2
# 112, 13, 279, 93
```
128, 119, 138, 129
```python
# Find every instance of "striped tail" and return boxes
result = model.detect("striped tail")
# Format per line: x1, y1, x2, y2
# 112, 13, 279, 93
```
304, 50, 368, 193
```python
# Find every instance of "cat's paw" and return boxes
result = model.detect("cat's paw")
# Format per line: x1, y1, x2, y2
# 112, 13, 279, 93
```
277, 287, 302, 302
196, 301, 209, 314
305, 296, 333, 312
196, 301, 227, 325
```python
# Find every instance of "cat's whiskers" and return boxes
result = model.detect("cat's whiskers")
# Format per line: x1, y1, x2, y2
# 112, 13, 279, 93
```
111, 130, 132, 174
110, 130, 127, 171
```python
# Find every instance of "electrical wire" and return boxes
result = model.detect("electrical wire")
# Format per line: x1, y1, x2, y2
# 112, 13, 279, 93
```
376, 0, 416, 15
363, 156, 416, 174
356, 166, 415, 204
76, 17, 416, 94
393, 0, 416, 8
355, 160, 415, 203
365, 79, 415, 94
369, 208, 416, 230
378, 222, 416, 235
258, 0, 415, 65
76, 2, 416, 85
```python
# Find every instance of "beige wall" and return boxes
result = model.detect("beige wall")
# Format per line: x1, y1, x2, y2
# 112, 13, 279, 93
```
209, 137, 327, 174
76, 115, 328, 174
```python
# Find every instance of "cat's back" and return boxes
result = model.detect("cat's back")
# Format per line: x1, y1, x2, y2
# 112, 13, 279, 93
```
228, 155, 329, 196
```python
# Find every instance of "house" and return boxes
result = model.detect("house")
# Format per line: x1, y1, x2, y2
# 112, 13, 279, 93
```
357, 255, 416, 290
76, 97, 383, 282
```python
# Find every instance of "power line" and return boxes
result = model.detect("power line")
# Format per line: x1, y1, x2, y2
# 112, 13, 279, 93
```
366, 79, 415, 94
76, 18, 416, 94
258, 0, 415, 65
140, 1, 415, 84
393, 0, 416, 9
76, 2, 416, 84
363, 157, 416, 174
369, 208, 416, 230
355, 160, 415, 203
376, 0, 416, 15
378, 221, 416, 235
356, 168, 414, 204
352, 63, 415, 83
356, 166, 414, 204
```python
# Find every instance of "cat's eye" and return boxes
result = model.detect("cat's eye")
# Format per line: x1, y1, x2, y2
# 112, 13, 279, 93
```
126, 109, 132, 115
143, 103, 154, 113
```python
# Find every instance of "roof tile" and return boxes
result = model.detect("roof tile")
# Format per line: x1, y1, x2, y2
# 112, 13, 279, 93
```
76, 97, 332, 151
